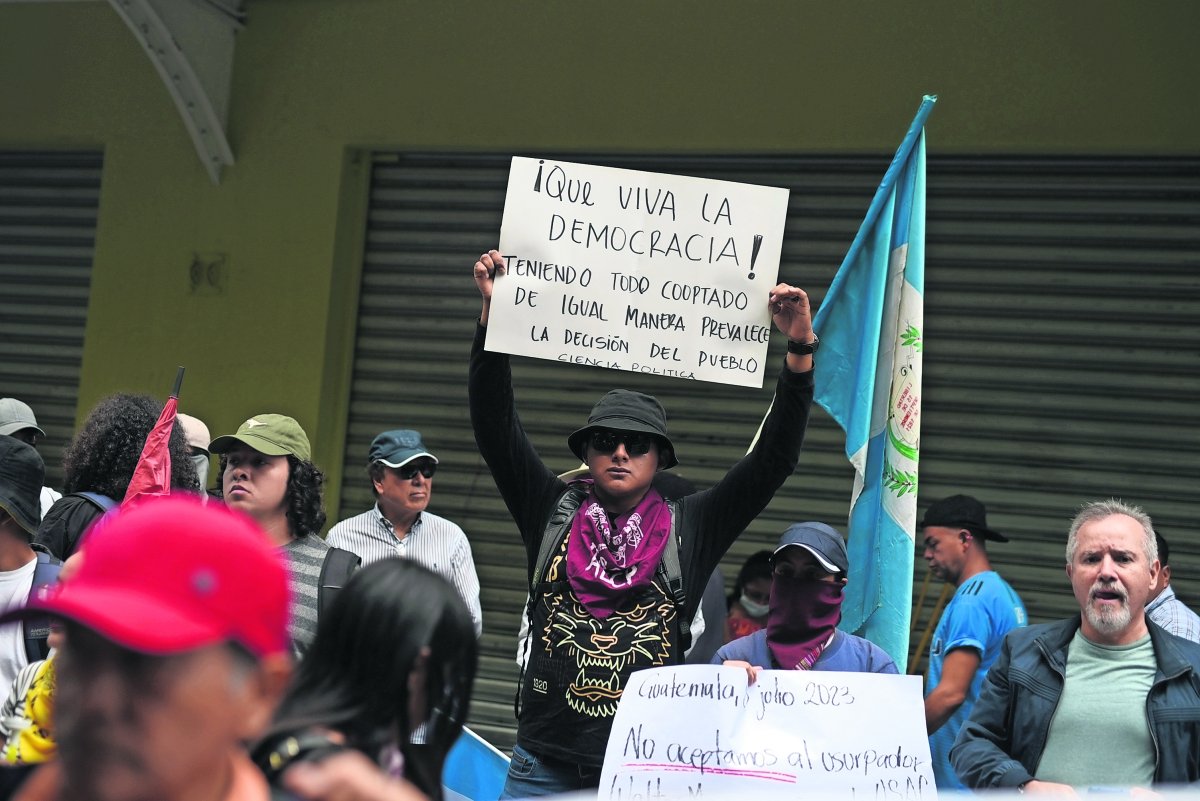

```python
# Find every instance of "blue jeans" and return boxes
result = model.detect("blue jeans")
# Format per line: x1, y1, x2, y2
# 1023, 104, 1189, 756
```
499, 744, 602, 798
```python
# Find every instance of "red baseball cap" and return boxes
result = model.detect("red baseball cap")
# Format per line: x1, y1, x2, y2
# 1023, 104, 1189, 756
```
4, 496, 291, 658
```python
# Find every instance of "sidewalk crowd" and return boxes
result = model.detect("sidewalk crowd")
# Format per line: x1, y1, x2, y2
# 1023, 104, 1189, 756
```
0, 252, 1194, 801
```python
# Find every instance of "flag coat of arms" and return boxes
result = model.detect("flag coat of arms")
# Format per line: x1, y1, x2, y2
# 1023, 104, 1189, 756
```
816, 96, 935, 671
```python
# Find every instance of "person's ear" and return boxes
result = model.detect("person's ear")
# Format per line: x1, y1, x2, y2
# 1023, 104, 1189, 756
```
1149, 558, 1162, 587
1162, 564, 1171, 587
233, 653, 293, 742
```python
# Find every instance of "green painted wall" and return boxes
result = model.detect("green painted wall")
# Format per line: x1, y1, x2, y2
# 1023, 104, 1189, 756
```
1, 0, 1196, 516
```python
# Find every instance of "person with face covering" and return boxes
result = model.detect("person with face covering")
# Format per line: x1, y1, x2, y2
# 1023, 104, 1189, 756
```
724, 551, 773, 643
177, 413, 213, 494
470, 250, 817, 797
713, 522, 897, 679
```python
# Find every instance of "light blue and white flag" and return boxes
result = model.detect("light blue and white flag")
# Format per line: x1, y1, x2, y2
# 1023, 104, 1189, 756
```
817, 96, 935, 671
443, 726, 509, 801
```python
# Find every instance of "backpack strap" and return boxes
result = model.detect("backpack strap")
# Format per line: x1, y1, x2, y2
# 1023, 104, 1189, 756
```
24, 548, 62, 663
655, 500, 690, 655
515, 484, 589, 720
317, 547, 361, 617
530, 485, 590, 591
70, 492, 118, 514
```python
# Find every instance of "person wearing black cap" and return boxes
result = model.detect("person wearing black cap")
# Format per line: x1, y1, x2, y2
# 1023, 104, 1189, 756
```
470, 250, 816, 797
920, 494, 1026, 790
713, 522, 896, 678
0, 436, 52, 693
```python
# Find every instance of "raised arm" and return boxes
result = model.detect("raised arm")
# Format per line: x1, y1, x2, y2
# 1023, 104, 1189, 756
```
468, 251, 563, 549
681, 284, 816, 577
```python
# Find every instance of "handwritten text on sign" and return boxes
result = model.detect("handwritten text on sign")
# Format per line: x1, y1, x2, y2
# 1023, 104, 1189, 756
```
486, 158, 790, 388
599, 665, 934, 801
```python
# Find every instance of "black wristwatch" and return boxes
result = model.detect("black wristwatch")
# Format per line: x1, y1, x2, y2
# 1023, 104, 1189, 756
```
787, 334, 820, 355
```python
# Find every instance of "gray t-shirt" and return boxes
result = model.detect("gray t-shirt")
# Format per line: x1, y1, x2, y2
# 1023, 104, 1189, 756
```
1036, 630, 1156, 787
280, 533, 329, 660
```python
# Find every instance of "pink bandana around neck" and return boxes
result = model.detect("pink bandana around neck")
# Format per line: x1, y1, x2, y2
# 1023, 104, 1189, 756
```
566, 482, 671, 619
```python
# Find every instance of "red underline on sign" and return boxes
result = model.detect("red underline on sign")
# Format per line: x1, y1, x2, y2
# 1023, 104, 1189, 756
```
620, 764, 796, 784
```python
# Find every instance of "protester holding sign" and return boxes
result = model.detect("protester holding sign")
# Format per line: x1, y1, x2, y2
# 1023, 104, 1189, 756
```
469, 250, 816, 797
714, 522, 896, 679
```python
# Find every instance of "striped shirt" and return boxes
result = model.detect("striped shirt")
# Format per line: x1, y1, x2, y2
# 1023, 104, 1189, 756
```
1147, 585, 1200, 643
328, 506, 482, 636
280, 533, 329, 660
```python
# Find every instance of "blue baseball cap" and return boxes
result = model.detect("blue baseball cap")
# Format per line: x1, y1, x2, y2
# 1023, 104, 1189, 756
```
368, 430, 438, 469
775, 522, 849, 574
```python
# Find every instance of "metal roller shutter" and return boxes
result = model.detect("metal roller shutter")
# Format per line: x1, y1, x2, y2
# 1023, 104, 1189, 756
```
339, 154, 1199, 747
0, 152, 104, 491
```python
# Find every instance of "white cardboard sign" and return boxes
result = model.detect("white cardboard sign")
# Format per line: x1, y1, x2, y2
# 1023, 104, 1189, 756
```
486, 158, 790, 388
599, 665, 935, 801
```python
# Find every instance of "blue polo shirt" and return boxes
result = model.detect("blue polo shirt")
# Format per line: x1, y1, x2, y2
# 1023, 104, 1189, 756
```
927, 571, 1026, 789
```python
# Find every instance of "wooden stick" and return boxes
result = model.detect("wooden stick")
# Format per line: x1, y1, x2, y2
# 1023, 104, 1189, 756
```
908, 583, 952, 675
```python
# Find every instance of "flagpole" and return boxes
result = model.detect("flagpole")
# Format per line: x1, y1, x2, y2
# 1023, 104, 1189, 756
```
171, 366, 185, 399
814, 95, 937, 332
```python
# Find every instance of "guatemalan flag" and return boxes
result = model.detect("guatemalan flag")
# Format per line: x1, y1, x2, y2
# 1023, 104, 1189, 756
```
818, 96, 936, 671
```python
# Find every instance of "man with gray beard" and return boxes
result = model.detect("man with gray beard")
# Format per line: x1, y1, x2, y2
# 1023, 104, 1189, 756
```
951, 500, 1200, 793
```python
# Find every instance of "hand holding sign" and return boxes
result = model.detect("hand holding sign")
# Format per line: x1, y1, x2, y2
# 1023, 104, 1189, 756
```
768, 282, 814, 373
474, 249, 509, 325
599, 665, 934, 801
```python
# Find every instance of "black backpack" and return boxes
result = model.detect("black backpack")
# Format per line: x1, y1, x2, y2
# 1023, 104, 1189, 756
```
23, 547, 62, 662
317, 547, 360, 616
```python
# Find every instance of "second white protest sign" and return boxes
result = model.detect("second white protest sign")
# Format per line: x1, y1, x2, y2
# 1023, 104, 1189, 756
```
599, 665, 935, 801
486, 158, 790, 388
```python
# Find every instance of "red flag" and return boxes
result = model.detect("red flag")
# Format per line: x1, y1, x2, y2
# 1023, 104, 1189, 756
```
122, 395, 179, 508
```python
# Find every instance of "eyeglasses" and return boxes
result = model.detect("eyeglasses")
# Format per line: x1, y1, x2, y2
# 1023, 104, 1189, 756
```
397, 462, 436, 480
589, 430, 656, 457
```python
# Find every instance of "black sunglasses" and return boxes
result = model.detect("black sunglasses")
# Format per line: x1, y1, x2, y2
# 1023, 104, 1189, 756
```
397, 462, 436, 480
589, 430, 656, 457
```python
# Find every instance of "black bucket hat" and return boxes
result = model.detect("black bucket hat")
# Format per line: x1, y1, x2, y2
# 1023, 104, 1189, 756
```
919, 494, 1008, 543
567, 389, 679, 469
0, 435, 45, 538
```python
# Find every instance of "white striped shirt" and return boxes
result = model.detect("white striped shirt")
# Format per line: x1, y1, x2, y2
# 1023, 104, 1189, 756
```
328, 505, 482, 636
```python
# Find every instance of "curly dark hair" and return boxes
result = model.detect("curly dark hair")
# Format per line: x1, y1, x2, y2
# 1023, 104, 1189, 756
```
61, 394, 199, 499
212, 454, 327, 538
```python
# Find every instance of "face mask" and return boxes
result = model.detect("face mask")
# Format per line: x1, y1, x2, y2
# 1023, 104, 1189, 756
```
739, 593, 770, 619
766, 574, 843, 670
191, 452, 210, 491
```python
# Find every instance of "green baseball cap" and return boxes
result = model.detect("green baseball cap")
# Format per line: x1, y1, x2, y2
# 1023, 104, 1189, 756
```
209, 414, 311, 462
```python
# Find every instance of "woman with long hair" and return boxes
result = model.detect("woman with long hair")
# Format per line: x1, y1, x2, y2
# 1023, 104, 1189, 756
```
254, 558, 478, 801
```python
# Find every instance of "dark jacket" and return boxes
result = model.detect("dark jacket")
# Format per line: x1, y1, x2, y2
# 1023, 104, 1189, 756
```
34, 494, 111, 560
951, 615, 1200, 788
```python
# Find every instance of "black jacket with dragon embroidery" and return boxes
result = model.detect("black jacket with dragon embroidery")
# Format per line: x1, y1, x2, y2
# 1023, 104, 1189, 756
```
468, 323, 814, 766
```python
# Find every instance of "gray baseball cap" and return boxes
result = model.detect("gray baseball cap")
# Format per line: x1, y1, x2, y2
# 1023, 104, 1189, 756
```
775, 522, 849, 574
0, 399, 44, 438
